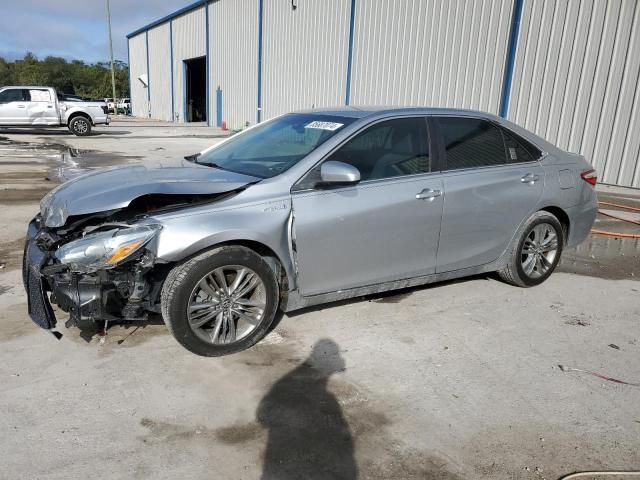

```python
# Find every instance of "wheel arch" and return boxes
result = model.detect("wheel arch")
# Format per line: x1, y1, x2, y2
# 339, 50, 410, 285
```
67, 110, 93, 125
159, 236, 294, 295
539, 205, 570, 245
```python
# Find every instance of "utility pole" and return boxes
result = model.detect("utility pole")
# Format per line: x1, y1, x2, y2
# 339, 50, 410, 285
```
106, 0, 117, 108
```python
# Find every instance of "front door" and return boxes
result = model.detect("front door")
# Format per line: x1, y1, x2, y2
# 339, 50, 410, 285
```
0, 88, 29, 125
433, 116, 545, 272
291, 116, 443, 296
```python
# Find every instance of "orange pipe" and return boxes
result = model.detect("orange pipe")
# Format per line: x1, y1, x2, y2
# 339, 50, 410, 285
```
597, 210, 640, 226
591, 229, 640, 239
598, 200, 640, 212
590, 200, 640, 238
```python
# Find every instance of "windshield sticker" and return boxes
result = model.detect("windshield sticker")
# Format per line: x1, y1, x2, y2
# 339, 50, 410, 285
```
304, 121, 344, 131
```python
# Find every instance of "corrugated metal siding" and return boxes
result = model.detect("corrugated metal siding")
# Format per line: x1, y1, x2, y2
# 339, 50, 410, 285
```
350, 0, 514, 113
209, 0, 258, 129
148, 23, 172, 121
172, 7, 206, 123
128, 33, 148, 117
261, 0, 351, 119
509, 0, 640, 187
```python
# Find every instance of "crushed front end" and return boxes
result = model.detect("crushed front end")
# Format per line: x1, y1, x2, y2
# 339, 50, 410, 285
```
23, 214, 165, 334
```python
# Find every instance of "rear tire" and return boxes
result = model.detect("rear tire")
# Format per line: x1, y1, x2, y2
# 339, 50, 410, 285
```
497, 211, 564, 287
68, 116, 92, 136
161, 246, 279, 356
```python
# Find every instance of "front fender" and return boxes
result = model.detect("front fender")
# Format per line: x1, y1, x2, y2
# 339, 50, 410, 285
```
150, 200, 297, 290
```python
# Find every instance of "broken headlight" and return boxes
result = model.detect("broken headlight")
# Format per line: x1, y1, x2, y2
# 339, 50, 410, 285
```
55, 224, 161, 272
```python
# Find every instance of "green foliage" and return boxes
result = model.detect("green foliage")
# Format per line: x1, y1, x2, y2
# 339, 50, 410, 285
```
0, 52, 129, 99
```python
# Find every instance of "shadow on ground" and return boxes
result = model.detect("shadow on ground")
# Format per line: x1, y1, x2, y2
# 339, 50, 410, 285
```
257, 338, 356, 479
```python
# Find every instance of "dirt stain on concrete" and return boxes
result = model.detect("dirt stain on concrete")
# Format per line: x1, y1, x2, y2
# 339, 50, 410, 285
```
369, 291, 414, 304
0, 238, 25, 271
0, 303, 40, 342
139, 418, 218, 445
215, 422, 265, 444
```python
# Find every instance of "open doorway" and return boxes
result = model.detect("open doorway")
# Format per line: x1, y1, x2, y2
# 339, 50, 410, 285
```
184, 56, 207, 123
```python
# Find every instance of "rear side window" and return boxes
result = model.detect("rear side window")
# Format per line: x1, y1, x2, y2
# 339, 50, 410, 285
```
501, 127, 541, 162
28, 89, 52, 102
0, 88, 28, 103
437, 117, 507, 170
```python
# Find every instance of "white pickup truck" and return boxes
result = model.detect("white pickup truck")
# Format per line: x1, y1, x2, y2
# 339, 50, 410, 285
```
0, 86, 110, 136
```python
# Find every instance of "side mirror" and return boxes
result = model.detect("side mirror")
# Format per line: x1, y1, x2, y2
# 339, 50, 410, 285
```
320, 161, 361, 185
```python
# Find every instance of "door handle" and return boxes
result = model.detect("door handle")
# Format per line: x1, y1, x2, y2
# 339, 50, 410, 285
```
521, 173, 540, 184
17, 105, 25, 108
416, 188, 442, 200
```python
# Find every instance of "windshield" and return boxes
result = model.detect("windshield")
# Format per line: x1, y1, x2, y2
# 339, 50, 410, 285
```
197, 113, 355, 178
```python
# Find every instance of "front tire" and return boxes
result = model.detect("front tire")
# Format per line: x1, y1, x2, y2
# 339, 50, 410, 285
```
497, 211, 564, 287
68, 116, 92, 136
161, 246, 280, 356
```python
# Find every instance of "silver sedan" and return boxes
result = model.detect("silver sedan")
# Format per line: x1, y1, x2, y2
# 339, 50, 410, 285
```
24, 107, 598, 355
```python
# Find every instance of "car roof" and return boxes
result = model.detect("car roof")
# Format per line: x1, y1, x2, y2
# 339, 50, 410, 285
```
292, 105, 559, 154
293, 105, 504, 120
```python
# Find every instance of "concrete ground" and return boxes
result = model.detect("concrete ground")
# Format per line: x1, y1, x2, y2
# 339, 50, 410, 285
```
1, 120, 639, 480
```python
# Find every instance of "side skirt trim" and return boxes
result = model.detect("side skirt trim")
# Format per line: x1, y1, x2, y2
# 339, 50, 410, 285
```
282, 258, 506, 312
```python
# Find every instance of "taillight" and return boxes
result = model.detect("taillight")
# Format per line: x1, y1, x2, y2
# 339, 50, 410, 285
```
581, 169, 597, 186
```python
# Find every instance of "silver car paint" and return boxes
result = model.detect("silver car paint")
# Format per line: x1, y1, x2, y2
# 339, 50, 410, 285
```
40, 159, 259, 227
50, 107, 598, 311
291, 173, 444, 295
436, 161, 545, 272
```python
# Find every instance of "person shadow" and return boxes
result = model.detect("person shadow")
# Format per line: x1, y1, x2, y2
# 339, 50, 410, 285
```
257, 338, 357, 480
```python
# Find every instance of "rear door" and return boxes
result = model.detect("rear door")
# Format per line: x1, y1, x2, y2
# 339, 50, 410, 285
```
0, 88, 30, 124
433, 116, 544, 273
25, 89, 59, 125
291, 116, 444, 296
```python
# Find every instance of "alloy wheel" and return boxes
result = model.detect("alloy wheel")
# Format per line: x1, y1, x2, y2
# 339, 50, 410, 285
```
74, 119, 88, 134
520, 222, 559, 279
187, 265, 266, 345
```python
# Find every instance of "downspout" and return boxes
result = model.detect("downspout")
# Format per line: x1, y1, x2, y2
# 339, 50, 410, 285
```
499, 0, 525, 118
345, 0, 356, 105
204, 0, 211, 126
127, 39, 133, 115
145, 30, 151, 118
257, 0, 264, 123
170, 20, 175, 122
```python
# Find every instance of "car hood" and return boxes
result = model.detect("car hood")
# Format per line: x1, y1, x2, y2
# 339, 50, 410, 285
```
40, 159, 259, 227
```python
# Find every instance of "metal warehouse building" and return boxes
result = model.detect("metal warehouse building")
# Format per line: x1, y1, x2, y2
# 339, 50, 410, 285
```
127, 0, 640, 188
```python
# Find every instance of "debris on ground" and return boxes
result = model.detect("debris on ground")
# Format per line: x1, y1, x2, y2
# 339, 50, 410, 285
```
608, 343, 620, 350
558, 365, 640, 387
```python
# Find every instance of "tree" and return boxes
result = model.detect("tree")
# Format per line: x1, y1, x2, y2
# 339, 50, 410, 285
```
0, 53, 129, 99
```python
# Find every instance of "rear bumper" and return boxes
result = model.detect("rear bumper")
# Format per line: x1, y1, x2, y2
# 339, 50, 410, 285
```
566, 195, 598, 247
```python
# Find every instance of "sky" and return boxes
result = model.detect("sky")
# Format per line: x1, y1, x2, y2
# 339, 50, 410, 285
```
0, 0, 192, 64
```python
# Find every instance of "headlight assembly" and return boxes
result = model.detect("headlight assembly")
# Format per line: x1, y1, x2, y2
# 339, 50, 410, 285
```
55, 224, 161, 272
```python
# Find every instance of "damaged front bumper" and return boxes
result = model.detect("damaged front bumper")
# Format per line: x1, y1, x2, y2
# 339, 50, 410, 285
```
23, 217, 161, 333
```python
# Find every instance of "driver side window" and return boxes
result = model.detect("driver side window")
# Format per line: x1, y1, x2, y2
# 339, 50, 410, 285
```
326, 117, 430, 181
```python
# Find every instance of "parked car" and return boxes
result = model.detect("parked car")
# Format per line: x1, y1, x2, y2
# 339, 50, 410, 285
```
0, 86, 109, 136
104, 98, 115, 114
116, 98, 131, 115
23, 107, 597, 355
